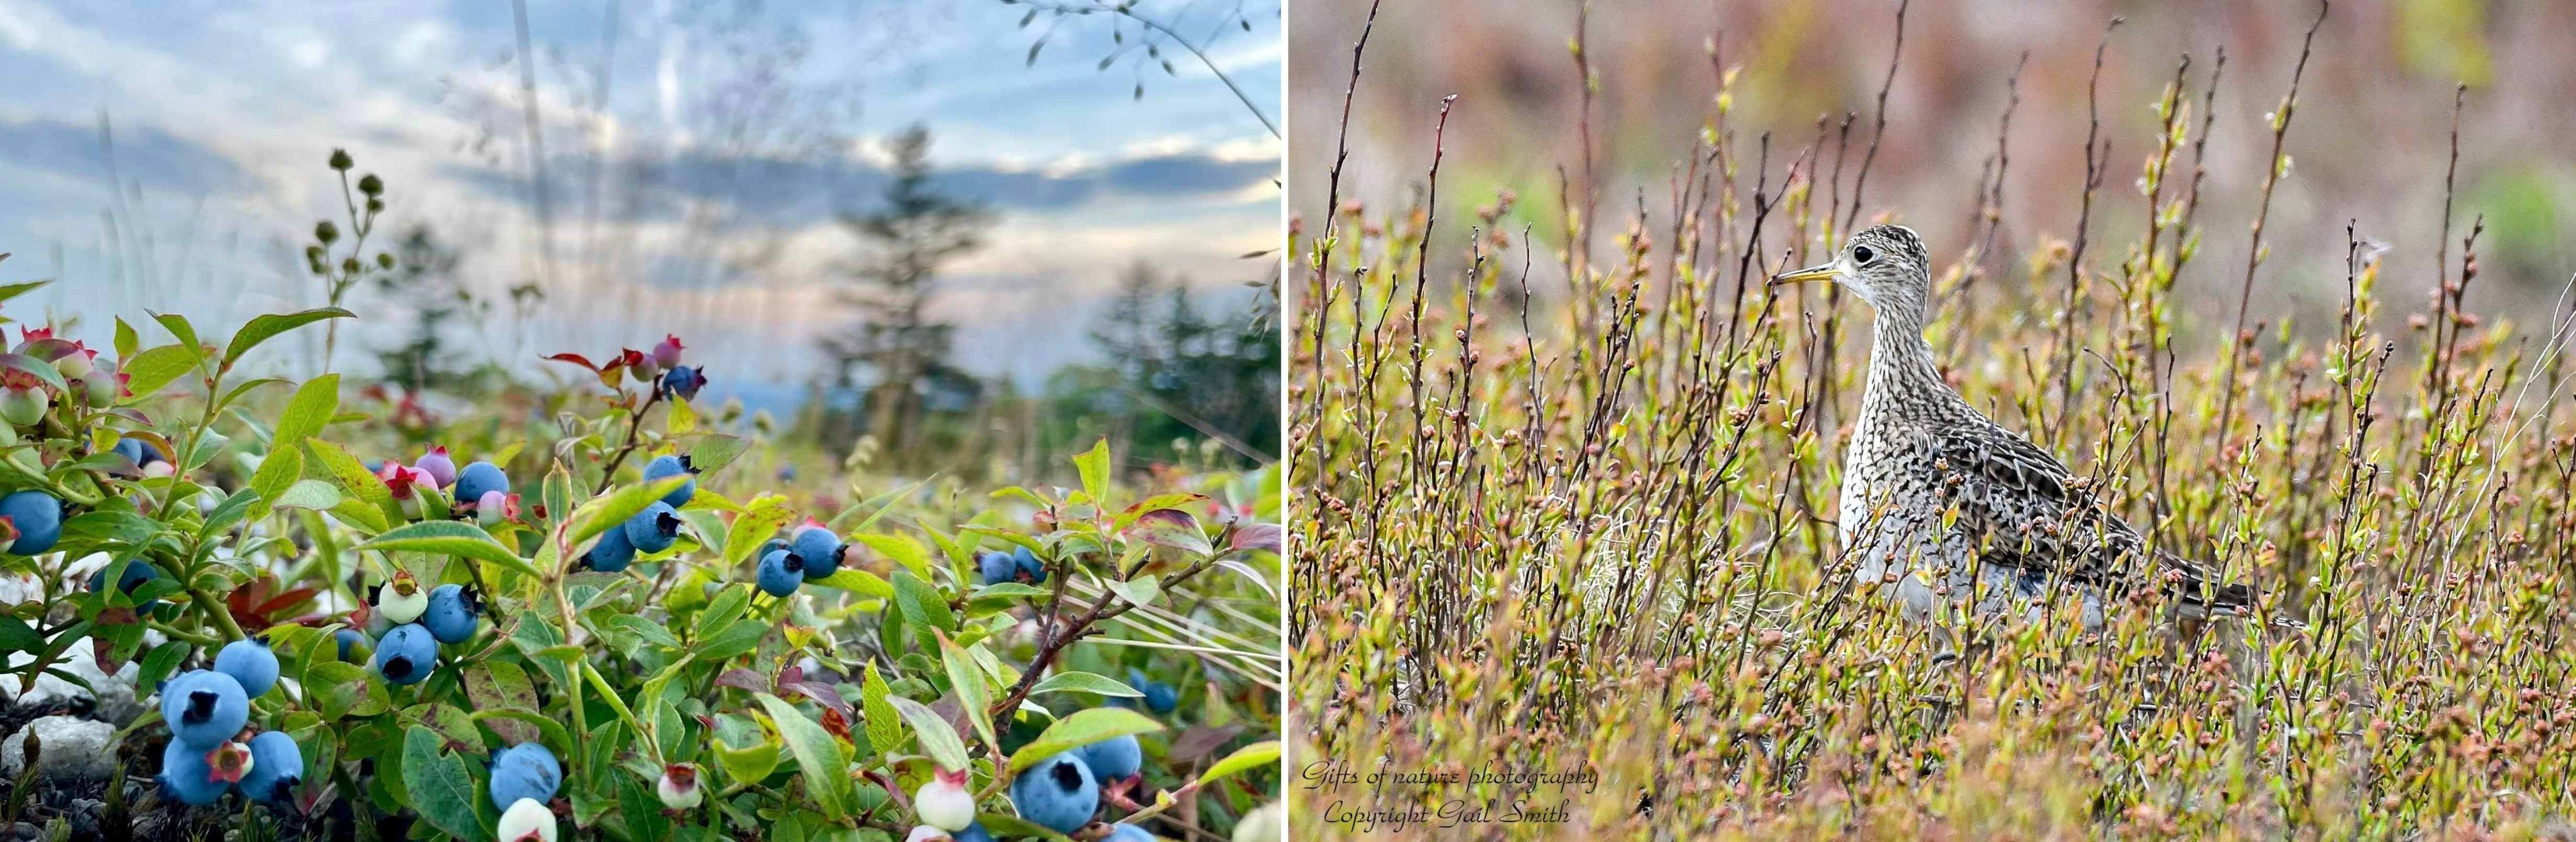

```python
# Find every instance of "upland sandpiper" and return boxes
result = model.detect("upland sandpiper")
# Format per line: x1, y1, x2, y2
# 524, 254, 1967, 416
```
1773, 224, 2252, 629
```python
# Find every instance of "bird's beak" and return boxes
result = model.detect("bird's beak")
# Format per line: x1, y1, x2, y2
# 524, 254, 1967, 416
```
1770, 262, 1839, 287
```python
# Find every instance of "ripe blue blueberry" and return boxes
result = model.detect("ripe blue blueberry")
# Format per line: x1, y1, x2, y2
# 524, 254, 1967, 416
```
1009, 751, 1099, 833
643, 454, 696, 508
161, 669, 249, 749
373, 623, 438, 685
659, 366, 707, 401
453, 461, 510, 507
2, 490, 64, 555
582, 527, 636, 573
1073, 733, 1143, 782
979, 551, 1017, 586
238, 730, 305, 804
757, 548, 804, 596
1126, 669, 1178, 715
1102, 824, 1156, 842
489, 742, 563, 808
333, 628, 371, 663
625, 502, 682, 555
1014, 545, 1045, 584
792, 526, 843, 581
213, 637, 280, 698
158, 738, 233, 806
115, 436, 168, 467
89, 559, 163, 613
951, 823, 994, 842
422, 584, 483, 644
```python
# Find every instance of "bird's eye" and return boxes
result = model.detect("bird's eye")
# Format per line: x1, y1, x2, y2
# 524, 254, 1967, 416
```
1853, 245, 1876, 264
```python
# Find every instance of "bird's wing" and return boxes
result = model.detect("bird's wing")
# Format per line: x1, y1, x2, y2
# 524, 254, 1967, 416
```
1928, 424, 2248, 612
1926, 424, 2144, 588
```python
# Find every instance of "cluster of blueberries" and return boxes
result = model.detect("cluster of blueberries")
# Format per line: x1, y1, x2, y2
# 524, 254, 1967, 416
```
579, 454, 699, 572
751, 519, 852, 597
977, 546, 1049, 587
372, 446, 516, 524
1006, 729, 1155, 840
361, 569, 485, 686
156, 640, 302, 806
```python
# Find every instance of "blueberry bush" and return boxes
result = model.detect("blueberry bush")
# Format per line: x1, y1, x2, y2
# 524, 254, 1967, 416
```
0, 242, 1281, 839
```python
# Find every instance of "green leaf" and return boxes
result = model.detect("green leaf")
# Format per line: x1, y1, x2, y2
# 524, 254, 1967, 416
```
1123, 508, 1213, 556
273, 479, 343, 513
937, 633, 997, 752
1073, 439, 1111, 506
151, 311, 201, 356
356, 521, 541, 581
197, 488, 260, 539
969, 583, 1053, 600
400, 725, 494, 842
567, 476, 692, 546
977, 814, 1076, 842
892, 570, 956, 634
714, 738, 780, 788
1103, 574, 1161, 610
224, 307, 352, 369
113, 316, 138, 359
755, 692, 851, 817
695, 584, 752, 640
606, 614, 682, 650
688, 434, 749, 477
271, 374, 340, 447
809, 568, 893, 598
0, 353, 65, 394
120, 343, 201, 397
1193, 740, 1281, 789
723, 497, 798, 566
860, 664, 901, 760
696, 618, 768, 662
0, 280, 46, 304
1026, 671, 1146, 698
463, 661, 542, 745
1007, 707, 1166, 772
467, 710, 570, 758
250, 446, 303, 512
307, 438, 397, 525
887, 695, 970, 772
137, 640, 191, 691
1114, 493, 1211, 531
854, 533, 932, 579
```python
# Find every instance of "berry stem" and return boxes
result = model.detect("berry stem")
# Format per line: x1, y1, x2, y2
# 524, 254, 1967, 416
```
592, 389, 664, 496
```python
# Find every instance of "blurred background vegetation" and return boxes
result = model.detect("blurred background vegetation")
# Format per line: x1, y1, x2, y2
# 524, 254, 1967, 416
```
1288, 0, 2576, 342
2, 0, 1281, 488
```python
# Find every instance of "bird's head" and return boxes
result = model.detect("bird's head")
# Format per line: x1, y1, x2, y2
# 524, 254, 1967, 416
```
1771, 224, 1933, 316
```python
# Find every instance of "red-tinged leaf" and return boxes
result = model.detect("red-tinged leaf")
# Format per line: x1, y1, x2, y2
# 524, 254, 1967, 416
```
258, 587, 319, 616
819, 707, 854, 743
1167, 723, 1247, 763
544, 353, 601, 372
780, 681, 852, 716
1229, 523, 1282, 554
715, 669, 769, 693
776, 664, 805, 685
92, 636, 124, 676
1123, 508, 1213, 556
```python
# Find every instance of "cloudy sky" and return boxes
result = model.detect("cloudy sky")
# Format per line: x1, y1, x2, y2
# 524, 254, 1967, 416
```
0, 0, 1280, 399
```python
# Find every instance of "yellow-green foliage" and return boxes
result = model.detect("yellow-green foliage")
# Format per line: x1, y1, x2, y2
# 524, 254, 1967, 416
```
1290, 44, 2576, 842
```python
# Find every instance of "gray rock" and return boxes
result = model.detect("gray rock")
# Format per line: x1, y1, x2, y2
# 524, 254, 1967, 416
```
1, 716, 117, 782
1, 638, 143, 724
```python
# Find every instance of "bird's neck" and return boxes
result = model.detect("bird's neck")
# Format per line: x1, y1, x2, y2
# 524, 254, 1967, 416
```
1859, 308, 1961, 419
